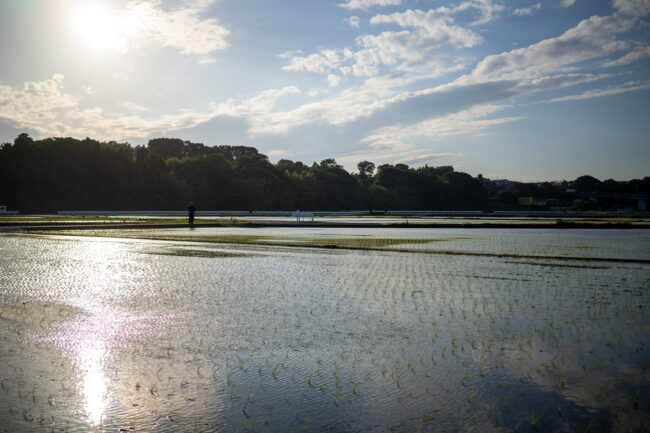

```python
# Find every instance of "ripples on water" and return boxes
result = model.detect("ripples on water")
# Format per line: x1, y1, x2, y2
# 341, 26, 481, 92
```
0, 230, 648, 432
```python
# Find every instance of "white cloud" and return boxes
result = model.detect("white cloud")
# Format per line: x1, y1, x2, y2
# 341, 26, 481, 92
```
0, 74, 79, 133
543, 81, 650, 102
361, 105, 519, 150
470, 15, 633, 81
560, 0, 576, 7
343, 13, 643, 151
369, 9, 483, 48
5, 5, 646, 152
612, 0, 650, 16
216, 86, 300, 116
213, 86, 304, 135
123, 0, 229, 55
0, 73, 636, 147
345, 16, 361, 28
0, 74, 251, 140
282, 69, 465, 127
339, 0, 403, 10
236, 12, 634, 140
62, 107, 217, 140
282, 49, 346, 74
213, 73, 431, 135
455, 0, 505, 25
336, 147, 460, 169
328, 74, 343, 87
513, 3, 541, 16
274, 12, 647, 152
395, 152, 457, 166
349, 29, 473, 76
278, 49, 303, 59
603, 45, 650, 66
284, 8, 480, 79
66, 0, 229, 57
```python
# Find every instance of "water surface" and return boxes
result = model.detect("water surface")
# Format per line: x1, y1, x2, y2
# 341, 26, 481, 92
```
0, 229, 648, 432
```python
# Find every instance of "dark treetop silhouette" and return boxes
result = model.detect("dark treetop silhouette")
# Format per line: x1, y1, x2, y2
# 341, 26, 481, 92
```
1, 134, 647, 212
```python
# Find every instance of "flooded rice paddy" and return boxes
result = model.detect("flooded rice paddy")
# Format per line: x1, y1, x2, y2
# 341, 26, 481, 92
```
0, 228, 648, 432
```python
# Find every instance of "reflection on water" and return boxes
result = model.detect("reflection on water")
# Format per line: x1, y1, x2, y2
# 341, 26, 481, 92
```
0, 231, 648, 432
67, 240, 120, 425
62, 309, 122, 427
80, 341, 107, 425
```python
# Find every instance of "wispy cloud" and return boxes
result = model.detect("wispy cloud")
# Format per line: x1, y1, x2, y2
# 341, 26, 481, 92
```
345, 16, 361, 28
457, 0, 505, 25
4, 2, 647, 165
0, 74, 226, 140
336, 148, 459, 168
0, 74, 79, 134
278, 49, 303, 59
338, 0, 403, 10
395, 152, 457, 166
612, 0, 650, 16
123, 0, 229, 55
283, 7, 481, 80
603, 45, 650, 67
513, 3, 541, 16
272, 11, 645, 150
361, 104, 519, 150
283, 49, 349, 74
328, 74, 343, 87
543, 82, 650, 103
67, 0, 229, 58
469, 15, 633, 81
369, 9, 483, 48
63, 106, 217, 140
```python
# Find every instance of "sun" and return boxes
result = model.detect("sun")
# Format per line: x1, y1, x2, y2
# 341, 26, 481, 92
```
69, 1, 126, 51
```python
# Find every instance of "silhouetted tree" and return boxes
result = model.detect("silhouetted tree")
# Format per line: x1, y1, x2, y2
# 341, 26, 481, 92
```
148, 138, 185, 159
11, 133, 626, 212
573, 175, 601, 193
357, 160, 375, 183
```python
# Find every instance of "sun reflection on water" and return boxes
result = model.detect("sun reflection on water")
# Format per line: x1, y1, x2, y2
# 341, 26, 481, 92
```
80, 341, 107, 426
72, 238, 126, 426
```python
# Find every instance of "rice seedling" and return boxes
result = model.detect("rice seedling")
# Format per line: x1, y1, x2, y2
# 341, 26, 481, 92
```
0, 228, 647, 432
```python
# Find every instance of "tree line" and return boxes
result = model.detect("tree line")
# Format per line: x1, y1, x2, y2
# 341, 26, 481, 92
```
1, 134, 647, 212
491, 174, 650, 210
0, 134, 487, 212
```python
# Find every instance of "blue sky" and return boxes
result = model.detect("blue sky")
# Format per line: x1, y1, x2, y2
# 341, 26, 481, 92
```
0, 0, 648, 180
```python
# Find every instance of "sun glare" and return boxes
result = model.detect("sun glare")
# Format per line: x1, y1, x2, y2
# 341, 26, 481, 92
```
70, 2, 125, 51
80, 343, 107, 426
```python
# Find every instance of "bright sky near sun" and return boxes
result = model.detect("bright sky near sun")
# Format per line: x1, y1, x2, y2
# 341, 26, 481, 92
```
0, 0, 648, 180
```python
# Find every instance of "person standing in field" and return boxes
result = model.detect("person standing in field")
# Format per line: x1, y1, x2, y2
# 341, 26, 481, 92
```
187, 201, 196, 226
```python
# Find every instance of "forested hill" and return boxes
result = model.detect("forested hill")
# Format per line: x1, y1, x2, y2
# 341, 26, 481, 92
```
0, 134, 487, 212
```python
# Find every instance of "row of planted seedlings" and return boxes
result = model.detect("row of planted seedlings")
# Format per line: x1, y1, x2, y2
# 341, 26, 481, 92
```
101, 245, 649, 432
0, 233, 648, 432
